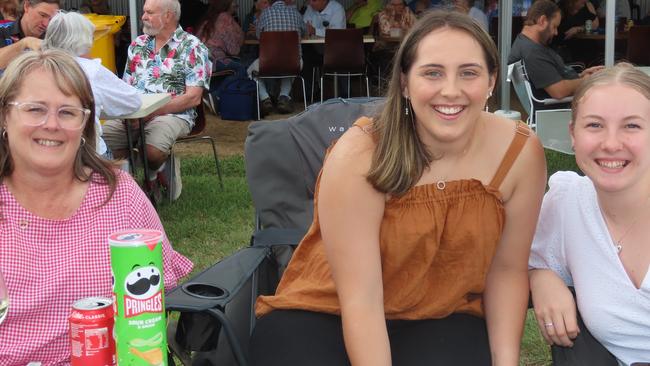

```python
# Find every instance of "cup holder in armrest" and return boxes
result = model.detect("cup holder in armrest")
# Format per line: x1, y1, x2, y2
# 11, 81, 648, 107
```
181, 283, 229, 300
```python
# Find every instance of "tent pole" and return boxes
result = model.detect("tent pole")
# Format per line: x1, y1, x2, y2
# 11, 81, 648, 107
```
498, 0, 514, 112
605, 0, 615, 67
130, 0, 138, 42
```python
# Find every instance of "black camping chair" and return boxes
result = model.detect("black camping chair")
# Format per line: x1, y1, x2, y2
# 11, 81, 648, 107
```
165, 98, 385, 366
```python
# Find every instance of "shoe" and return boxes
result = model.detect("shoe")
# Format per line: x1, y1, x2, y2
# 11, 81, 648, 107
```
260, 97, 274, 116
277, 95, 293, 114
158, 155, 182, 201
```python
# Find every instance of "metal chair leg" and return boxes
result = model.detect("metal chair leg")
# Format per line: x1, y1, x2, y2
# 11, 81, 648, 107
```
300, 77, 307, 113
206, 136, 224, 190
255, 79, 261, 120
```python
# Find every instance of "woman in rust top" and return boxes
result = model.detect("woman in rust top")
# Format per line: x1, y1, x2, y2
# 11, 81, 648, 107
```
251, 10, 546, 366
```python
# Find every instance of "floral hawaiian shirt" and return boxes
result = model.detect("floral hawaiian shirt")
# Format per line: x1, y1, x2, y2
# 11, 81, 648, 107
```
123, 26, 212, 127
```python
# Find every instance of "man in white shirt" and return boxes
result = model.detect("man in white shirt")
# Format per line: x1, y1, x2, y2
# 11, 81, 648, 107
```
303, 0, 346, 37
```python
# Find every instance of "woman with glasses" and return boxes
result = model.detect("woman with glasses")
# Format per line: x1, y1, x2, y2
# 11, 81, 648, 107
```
0, 49, 192, 364
42, 11, 142, 159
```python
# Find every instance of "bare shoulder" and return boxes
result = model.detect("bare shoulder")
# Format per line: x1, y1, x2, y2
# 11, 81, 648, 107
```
483, 113, 544, 159
325, 122, 377, 174
482, 113, 546, 200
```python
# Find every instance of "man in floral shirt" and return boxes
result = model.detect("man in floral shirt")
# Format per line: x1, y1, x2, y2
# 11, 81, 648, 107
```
103, 0, 211, 200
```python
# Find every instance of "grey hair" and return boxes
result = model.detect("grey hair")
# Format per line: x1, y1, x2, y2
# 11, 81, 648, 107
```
43, 11, 94, 57
161, 0, 181, 21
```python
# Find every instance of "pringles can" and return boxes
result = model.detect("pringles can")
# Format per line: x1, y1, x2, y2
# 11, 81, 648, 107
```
109, 229, 167, 366
69, 297, 116, 366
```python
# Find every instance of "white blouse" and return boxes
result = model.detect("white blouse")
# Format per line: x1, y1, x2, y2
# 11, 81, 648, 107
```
76, 57, 142, 155
530, 171, 650, 366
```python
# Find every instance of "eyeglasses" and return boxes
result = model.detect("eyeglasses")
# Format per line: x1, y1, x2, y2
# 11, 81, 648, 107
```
7, 101, 90, 130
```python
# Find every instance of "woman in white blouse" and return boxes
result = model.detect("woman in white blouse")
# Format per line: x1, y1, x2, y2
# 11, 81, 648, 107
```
529, 63, 650, 366
42, 11, 142, 158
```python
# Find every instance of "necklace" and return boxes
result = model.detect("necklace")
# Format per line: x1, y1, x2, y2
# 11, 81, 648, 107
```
599, 197, 650, 254
433, 124, 482, 191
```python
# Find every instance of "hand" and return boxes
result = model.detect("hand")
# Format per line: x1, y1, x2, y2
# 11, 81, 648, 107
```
530, 270, 580, 347
580, 65, 605, 78
306, 22, 315, 37
564, 26, 583, 39
19, 37, 42, 51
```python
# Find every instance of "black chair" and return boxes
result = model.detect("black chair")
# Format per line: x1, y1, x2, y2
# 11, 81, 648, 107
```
254, 31, 307, 120
320, 28, 370, 103
165, 98, 385, 366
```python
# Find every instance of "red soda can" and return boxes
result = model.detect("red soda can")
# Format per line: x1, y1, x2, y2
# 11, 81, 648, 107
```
69, 297, 116, 366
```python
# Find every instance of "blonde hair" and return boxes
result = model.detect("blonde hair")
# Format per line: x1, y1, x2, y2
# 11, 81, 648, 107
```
571, 63, 650, 126
367, 10, 498, 195
0, 50, 118, 200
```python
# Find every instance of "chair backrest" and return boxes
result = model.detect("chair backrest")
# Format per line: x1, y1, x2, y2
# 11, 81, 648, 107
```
323, 28, 365, 73
508, 61, 534, 123
245, 97, 385, 231
535, 109, 574, 155
627, 26, 650, 66
258, 31, 301, 76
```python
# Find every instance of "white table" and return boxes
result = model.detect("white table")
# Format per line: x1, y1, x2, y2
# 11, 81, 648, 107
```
102, 93, 171, 206
243, 35, 376, 45
101, 93, 171, 120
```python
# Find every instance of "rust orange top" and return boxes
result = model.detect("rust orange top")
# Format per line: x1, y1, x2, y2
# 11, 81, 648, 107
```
256, 117, 531, 320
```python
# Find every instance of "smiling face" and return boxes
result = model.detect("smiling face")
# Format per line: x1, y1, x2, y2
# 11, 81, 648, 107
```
571, 83, 650, 193
4, 68, 86, 177
402, 27, 495, 148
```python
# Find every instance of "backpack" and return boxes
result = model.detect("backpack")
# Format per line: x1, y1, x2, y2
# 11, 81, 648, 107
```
218, 77, 257, 121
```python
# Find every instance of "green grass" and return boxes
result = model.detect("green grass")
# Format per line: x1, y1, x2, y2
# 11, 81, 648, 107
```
157, 155, 254, 275
159, 150, 580, 365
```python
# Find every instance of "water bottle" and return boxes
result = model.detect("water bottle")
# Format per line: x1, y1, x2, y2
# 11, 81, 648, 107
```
585, 19, 592, 34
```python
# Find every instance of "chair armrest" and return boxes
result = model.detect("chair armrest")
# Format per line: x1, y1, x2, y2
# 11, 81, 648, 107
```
166, 246, 269, 366
540, 95, 573, 105
166, 246, 269, 313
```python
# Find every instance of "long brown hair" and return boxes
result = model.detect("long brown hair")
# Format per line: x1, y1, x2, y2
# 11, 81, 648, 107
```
0, 49, 118, 201
367, 10, 498, 195
196, 0, 234, 42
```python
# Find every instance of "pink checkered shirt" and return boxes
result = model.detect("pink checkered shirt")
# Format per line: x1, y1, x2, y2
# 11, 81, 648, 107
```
0, 171, 193, 365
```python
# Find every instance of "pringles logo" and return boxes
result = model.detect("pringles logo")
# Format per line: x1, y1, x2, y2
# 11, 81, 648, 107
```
122, 263, 162, 317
